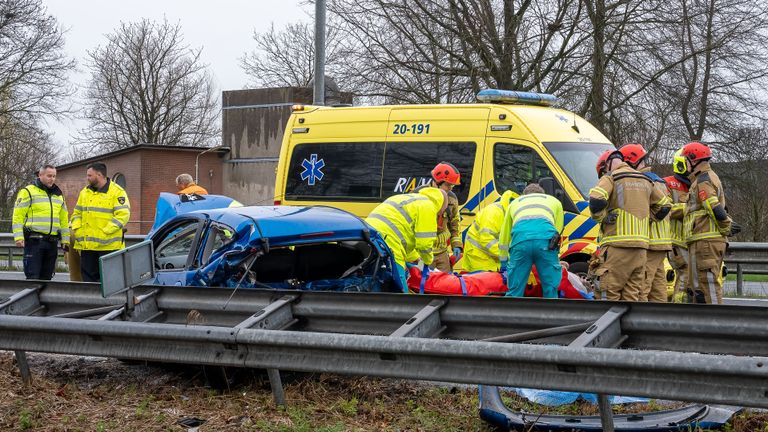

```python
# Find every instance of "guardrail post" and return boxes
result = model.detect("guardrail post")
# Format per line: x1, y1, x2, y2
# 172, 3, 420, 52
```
736, 263, 743, 296
7, 246, 12, 269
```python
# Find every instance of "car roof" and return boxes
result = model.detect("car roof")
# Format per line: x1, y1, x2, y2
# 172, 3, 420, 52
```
200, 205, 372, 246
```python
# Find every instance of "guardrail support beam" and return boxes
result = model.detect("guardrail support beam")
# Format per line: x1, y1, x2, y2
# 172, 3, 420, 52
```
737, 263, 743, 296
390, 299, 446, 339
236, 295, 299, 407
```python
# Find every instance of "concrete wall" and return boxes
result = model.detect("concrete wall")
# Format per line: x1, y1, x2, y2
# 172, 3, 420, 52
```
221, 87, 313, 205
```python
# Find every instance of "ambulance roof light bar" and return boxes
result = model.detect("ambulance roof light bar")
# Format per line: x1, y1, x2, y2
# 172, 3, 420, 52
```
476, 89, 558, 107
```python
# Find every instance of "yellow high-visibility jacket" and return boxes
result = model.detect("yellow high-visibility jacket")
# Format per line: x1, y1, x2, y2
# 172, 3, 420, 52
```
499, 193, 564, 261
365, 187, 444, 267
71, 179, 131, 251
463, 190, 515, 272
12, 182, 69, 245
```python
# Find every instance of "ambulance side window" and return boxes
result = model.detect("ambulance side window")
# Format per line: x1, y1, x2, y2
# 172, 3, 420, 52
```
285, 142, 385, 201
382, 142, 476, 204
494, 143, 554, 194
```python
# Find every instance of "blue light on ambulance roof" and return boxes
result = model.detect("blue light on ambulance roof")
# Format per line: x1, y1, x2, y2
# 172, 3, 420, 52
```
476, 89, 558, 106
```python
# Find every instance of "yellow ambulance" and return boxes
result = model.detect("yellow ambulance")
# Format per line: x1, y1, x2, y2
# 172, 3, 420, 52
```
273, 90, 616, 273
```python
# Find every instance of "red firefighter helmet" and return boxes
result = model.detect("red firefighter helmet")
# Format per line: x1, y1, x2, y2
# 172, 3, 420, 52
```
596, 150, 613, 177
618, 143, 647, 167
681, 141, 712, 162
431, 162, 461, 185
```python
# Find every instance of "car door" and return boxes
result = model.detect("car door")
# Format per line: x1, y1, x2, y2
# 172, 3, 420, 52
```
151, 217, 205, 286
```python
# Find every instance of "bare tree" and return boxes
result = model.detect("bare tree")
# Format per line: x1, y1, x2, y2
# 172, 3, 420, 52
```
241, 21, 348, 88
0, 114, 57, 230
80, 19, 219, 151
0, 0, 74, 127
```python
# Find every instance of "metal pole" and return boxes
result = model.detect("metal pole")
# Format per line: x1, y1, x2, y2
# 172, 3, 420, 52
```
313, 0, 326, 105
14, 350, 31, 385
597, 394, 615, 432
737, 263, 743, 296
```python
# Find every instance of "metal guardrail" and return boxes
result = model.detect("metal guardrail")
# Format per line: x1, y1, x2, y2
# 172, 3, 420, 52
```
0, 233, 145, 269
725, 242, 768, 295
0, 280, 766, 411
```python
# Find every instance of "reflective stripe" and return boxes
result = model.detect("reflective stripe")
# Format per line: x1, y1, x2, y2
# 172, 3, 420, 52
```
83, 206, 114, 214
467, 237, 496, 258
472, 221, 499, 237
12, 224, 22, 231
74, 236, 123, 245
616, 183, 625, 209
706, 270, 718, 304
498, 245, 509, 251
74, 205, 84, 211
26, 217, 59, 223
15, 201, 30, 208
414, 231, 435, 239
383, 196, 427, 226
114, 205, 129, 211
367, 213, 407, 248
514, 214, 551, 224
417, 249, 431, 255
590, 186, 609, 200
111, 218, 124, 229
28, 198, 52, 205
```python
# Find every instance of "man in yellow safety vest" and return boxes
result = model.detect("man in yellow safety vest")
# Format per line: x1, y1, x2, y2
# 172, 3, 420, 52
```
12, 164, 69, 280
71, 162, 131, 282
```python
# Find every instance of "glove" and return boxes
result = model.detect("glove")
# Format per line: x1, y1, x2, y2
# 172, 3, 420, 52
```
500, 259, 508, 272
452, 247, 462, 259
729, 221, 742, 237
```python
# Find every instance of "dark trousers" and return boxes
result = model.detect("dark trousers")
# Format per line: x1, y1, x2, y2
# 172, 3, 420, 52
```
23, 237, 59, 280
80, 250, 116, 282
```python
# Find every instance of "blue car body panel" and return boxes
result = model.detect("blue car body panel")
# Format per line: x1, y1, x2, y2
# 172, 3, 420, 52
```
148, 192, 242, 236
149, 201, 395, 290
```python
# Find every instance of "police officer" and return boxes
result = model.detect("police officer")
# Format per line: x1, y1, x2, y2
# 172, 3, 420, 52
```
681, 142, 731, 304
589, 151, 671, 301
462, 190, 515, 272
664, 149, 691, 301
71, 162, 131, 282
12, 164, 69, 280
499, 184, 564, 298
423, 162, 462, 272
365, 187, 445, 292
619, 144, 672, 302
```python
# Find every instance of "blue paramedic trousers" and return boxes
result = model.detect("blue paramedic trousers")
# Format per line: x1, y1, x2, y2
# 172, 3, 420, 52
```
505, 238, 562, 298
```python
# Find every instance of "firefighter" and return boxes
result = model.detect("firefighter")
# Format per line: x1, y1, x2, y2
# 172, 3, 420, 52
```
596, 150, 614, 178
681, 142, 731, 304
462, 190, 515, 272
365, 187, 446, 292
587, 150, 616, 294
71, 162, 131, 282
664, 149, 691, 301
619, 144, 672, 302
499, 184, 564, 298
12, 164, 69, 280
588, 151, 671, 301
422, 162, 462, 272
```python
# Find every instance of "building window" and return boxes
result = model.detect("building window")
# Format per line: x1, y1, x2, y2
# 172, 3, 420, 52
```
113, 173, 126, 188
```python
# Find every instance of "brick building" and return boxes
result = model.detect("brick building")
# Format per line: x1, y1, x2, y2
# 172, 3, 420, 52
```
56, 145, 229, 234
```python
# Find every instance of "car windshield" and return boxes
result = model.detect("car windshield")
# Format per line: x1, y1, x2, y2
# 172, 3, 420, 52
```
544, 142, 616, 199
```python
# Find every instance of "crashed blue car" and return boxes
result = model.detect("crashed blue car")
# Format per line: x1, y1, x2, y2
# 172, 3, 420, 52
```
148, 193, 399, 292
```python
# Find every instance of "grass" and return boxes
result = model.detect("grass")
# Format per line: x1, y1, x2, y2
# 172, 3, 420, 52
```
726, 273, 768, 282
1, 353, 766, 432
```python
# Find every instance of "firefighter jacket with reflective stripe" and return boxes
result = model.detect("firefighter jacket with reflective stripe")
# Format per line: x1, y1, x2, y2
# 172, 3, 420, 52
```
589, 162, 671, 248
71, 179, 131, 251
664, 174, 690, 248
365, 188, 443, 267
684, 162, 730, 243
417, 185, 461, 254
12, 181, 69, 244
641, 168, 672, 251
463, 191, 515, 271
498, 193, 564, 261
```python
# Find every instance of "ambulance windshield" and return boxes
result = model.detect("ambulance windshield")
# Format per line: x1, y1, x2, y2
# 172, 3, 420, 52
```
544, 142, 616, 199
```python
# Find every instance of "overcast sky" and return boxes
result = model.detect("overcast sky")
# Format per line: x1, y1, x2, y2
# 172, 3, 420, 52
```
44, 0, 307, 147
